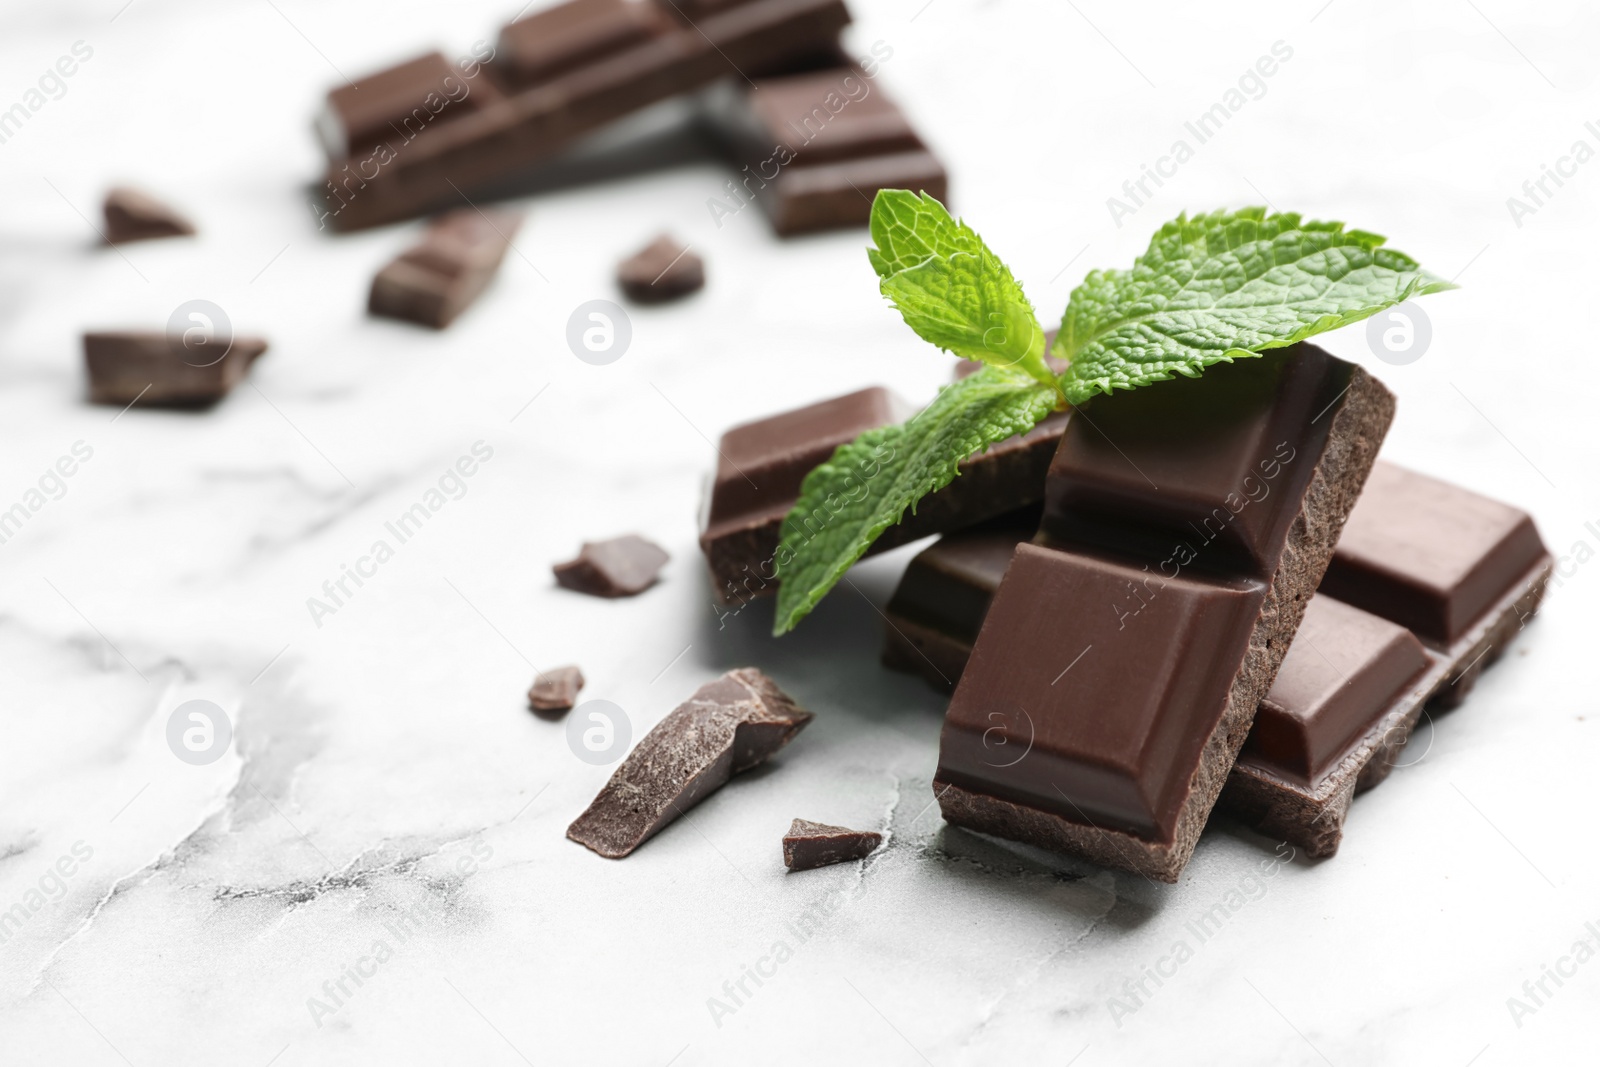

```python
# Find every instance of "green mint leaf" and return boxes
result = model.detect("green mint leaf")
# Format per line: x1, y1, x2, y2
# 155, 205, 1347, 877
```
772, 367, 1058, 635
868, 190, 1057, 391
1054, 207, 1457, 404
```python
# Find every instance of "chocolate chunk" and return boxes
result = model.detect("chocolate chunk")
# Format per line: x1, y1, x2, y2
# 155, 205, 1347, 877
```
1220, 463, 1552, 856
316, 52, 502, 161
568, 668, 812, 857
102, 187, 196, 245
528, 665, 586, 712
617, 234, 704, 303
935, 343, 1395, 882
554, 534, 669, 597
315, 0, 852, 232
782, 818, 882, 871
369, 208, 521, 328
703, 65, 946, 234
700, 380, 1067, 609
83, 331, 268, 407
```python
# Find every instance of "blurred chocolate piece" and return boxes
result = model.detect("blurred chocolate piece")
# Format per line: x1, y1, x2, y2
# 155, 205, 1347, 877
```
1220, 463, 1552, 855
617, 234, 703, 303
568, 668, 812, 858
316, 0, 852, 231
369, 208, 521, 328
782, 818, 882, 870
528, 665, 586, 712
83, 331, 267, 407
102, 187, 195, 245
555, 534, 669, 597
935, 344, 1394, 882
317, 51, 502, 161
704, 65, 946, 234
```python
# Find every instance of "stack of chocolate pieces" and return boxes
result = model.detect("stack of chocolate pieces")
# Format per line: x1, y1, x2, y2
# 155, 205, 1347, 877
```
697, 346, 1552, 881
314, 0, 945, 235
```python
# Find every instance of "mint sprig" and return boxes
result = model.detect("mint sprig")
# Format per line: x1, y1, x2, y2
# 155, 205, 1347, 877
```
771, 195, 1454, 634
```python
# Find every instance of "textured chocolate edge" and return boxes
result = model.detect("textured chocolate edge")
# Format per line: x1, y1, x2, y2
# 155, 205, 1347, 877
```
1219, 553, 1551, 856
936, 363, 1396, 882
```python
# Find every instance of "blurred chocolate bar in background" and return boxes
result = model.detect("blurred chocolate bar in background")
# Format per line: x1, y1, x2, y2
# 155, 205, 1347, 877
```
368, 207, 522, 328
84, 331, 268, 407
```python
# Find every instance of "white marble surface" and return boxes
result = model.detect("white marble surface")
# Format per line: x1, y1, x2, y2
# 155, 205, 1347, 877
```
2, 0, 1598, 1063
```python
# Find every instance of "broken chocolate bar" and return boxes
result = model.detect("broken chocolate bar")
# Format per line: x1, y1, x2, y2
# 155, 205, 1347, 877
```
315, 0, 852, 232
782, 818, 882, 870
1219, 463, 1552, 855
934, 343, 1394, 882
316, 51, 503, 162
83, 331, 268, 407
102, 187, 195, 245
369, 208, 521, 328
528, 665, 585, 712
617, 234, 703, 303
555, 534, 669, 597
703, 64, 946, 234
568, 668, 812, 857
700, 384, 1068, 608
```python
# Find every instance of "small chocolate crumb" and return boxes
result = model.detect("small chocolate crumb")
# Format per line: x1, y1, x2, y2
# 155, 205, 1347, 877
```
103, 187, 196, 245
554, 535, 668, 598
617, 234, 703, 304
568, 668, 812, 858
528, 665, 584, 713
782, 819, 882, 871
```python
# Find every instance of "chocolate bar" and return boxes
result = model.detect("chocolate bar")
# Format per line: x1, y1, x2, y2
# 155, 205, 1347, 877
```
700, 387, 1068, 609
528, 665, 585, 713
102, 187, 195, 245
1220, 463, 1552, 854
315, 0, 851, 232
782, 819, 882, 870
702, 64, 946, 234
883, 463, 1553, 859
368, 208, 521, 328
554, 534, 669, 597
933, 343, 1394, 881
568, 668, 811, 858
317, 51, 504, 162
617, 233, 704, 303
83, 331, 268, 407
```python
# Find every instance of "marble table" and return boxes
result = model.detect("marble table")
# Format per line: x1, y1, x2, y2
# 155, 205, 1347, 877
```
1, 0, 1596, 1063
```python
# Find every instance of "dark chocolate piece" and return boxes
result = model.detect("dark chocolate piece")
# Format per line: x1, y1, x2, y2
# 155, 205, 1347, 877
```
880, 508, 1040, 692
315, 0, 852, 232
555, 534, 669, 597
369, 208, 521, 329
1220, 464, 1552, 855
935, 343, 1394, 882
83, 331, 268, 407
102, 187, 195, 245
316, 52, 502, 161
617, 234, 704, 303
703, 65, 946, 234
528, 665, 586, 712
782, 818, 882, 870
700, 386, 1068, 608
568, 668, 812, 857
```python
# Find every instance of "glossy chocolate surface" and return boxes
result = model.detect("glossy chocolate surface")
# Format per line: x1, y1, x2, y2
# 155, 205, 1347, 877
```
1239, 596, 1430, 782
1320, 462, 1548, 647
884, 508, 1038, 651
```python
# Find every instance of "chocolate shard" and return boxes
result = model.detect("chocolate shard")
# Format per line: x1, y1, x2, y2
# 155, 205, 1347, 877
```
528, 665, 585, 712
83, 331, 268, 407
554, 534, 670, 597
568, 668, 812, 858
369, 208, 521, 329
782, 818, 882, 870
102, 187, 196, 245
617, 234, 704, 303
935, 342, 1395, 882
703, 64, 946, 234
